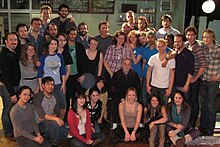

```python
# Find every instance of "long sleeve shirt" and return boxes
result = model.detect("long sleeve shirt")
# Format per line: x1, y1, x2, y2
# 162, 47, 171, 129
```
10, 103, 40, 140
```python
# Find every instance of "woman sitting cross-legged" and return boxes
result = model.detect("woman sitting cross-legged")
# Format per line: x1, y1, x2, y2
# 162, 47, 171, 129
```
166, 90, 201, 147
67, 90, 105, 147
143, 95, 168, 147
114, 87, 144, 142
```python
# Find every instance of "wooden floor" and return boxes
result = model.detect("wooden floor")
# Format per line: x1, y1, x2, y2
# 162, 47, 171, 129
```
1, 98, 220, 147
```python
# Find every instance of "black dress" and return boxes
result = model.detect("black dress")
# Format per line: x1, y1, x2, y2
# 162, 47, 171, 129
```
85, 50, 100, 76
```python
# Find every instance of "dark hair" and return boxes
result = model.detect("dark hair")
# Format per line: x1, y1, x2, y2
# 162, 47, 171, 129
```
42, 76, 54, 84
95, 76, 106, 93
78, 22, 88, 31
72, 90, 87, 114
98, 20, 110, 30
88, 86, 100, 101
5, 32, 17, 40
88, 37, 98, 44
16, 86, 32, 100
185, 26, 197, 35
31, 18, 42, 25
57, 33, 67, 41
150, 95, 162, 106
137, 16, 149, 27
175, 34, 186, 42
16, 23, 28, 33
44, 37, 58, 55
58, 3, 69, 15
67, 27, 78, 35
113, 30, 127, 46
165, 33, 174, 44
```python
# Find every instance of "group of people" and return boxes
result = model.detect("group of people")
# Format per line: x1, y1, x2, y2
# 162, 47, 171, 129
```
0, 3, 219, 147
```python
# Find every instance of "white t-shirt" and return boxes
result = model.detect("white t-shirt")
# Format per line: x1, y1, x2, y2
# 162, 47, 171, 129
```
148, 53, 175, 88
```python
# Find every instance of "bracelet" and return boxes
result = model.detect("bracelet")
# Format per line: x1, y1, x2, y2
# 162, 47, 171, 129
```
133, 129, 136, 132
165, 57, 169, 61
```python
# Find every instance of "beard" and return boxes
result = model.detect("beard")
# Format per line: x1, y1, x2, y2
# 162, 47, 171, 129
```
79, 31, 87, 37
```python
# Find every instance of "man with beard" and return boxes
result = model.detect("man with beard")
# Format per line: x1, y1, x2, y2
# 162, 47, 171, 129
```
50, 3, 77, 34
15, 23, 30, 58
0, 33, 21, 140
76, 22, 91, 49
173, 34, 194, 97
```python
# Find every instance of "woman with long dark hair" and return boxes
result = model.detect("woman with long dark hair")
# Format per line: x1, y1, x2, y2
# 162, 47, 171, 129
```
67, 90, 105, 147
166, 90, 200, 147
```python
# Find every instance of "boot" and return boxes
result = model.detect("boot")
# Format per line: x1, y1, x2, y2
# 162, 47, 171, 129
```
175, 137, 185, 147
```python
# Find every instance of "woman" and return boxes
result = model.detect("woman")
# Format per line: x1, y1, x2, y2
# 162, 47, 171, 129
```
166, 90, 200, 147
137, 16, 151, 33
114, 87, 143, 142
127, 30, 143, 79
86, 76, 108, 127
143, 96, 167, 147
19, 43, 39, 94
10, 86, 50, 147
85, 38, 103, 76
104, 30, 131, 78
67, 90, 105, 147
37, 37, 66, 119
57, 33, 73, 82
86, 87, 103, 133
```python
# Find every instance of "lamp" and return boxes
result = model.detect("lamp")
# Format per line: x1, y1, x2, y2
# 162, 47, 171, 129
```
202, 0, 216, 13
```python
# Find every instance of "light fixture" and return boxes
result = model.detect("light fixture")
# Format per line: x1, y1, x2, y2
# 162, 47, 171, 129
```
202, 0, 216, 13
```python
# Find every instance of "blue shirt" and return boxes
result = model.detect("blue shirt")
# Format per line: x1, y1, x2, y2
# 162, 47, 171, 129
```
131, 46, 143, 77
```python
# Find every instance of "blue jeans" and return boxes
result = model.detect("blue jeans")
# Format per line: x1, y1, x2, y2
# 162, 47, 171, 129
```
38, 120, 68, 146
187, 78, 201, 128
54, 84, 66, 109
200, 81, 219, 135
0, 85, 13, 135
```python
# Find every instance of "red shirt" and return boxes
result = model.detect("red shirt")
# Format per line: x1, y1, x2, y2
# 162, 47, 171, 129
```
68, 109, 92, 143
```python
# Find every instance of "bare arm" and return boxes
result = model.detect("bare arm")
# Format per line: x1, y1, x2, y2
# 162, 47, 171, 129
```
146, 66, 152, 95
119, 103, 129, 135
191, 67, 205, 83
182, 74, 193, 92
98, 52, 104, 76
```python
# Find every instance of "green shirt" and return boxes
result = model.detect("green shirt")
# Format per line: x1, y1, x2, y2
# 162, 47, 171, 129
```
69, 45, 78, 75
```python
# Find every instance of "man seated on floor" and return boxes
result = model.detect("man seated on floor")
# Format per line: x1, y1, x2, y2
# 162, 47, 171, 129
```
33, 76, 67, 146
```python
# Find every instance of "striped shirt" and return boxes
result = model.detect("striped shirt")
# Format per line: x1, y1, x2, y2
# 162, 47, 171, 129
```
104, 44, 131, 73
202, 43, 220, 81
185, 40, 207, 77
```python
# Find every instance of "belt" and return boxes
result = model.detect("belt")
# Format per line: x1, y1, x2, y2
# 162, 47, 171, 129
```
22, 77, 37, 80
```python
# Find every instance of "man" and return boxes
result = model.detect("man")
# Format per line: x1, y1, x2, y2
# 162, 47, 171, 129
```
155, 14, 180, 39
16, 23, 29, 52
0, 33, 20, 139
65, 28, 87, 118
126, 10, 136, 30
40, 5, 52, 36
142, 31, 158, 106
33, 76, 67, 146
50, 3, 77, 34
28, 18, 44, 56
146, 39, 175, 105
110, 58, 141, 128
173, 34, 194, 96
95, 20, 113, 55
121, 22, 132, 37
199, 29, 220, 136
185, 26, 206, 128
76, 22, 91, 49
38, 23, 58, 56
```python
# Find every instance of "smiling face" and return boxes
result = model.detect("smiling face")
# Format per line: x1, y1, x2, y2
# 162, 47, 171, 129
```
96, 80, 104, 91
186, 31, 196, 44
59, 7, 69, 19
151, 96, 159, 108
174, 93, 183, 106
77, 97, 86, 108
116, 34, 126, 46
89, 39, 98, 50
202, 31, 215, 46
19, 89, 31, 104
26, 45, 36, 58
90, 91, 100, 103
18, 26, 29, 39
126, 89, 137, 102
99, 24, 109, 36
41, 9, 51, 21
5, 34, 18, 50
48, 39, 58, 54
58, 35, 67, 48
157, 40, 166, 54
174, 36, 184, 51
